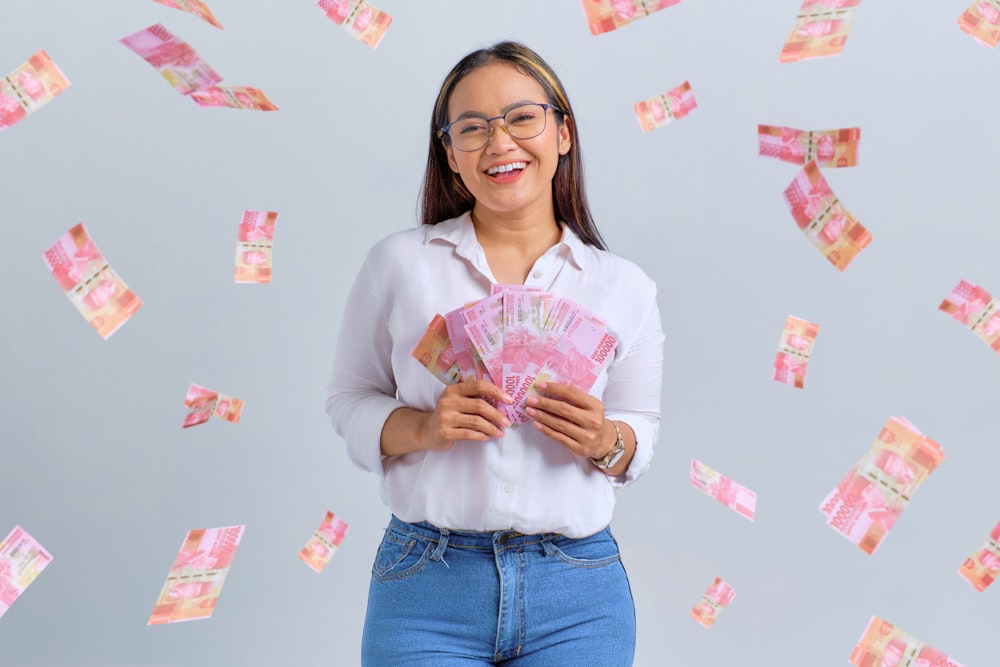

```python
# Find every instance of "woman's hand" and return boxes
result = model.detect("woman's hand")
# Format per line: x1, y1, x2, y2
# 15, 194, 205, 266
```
420, 379, 513, 451
524, 381, 615, 460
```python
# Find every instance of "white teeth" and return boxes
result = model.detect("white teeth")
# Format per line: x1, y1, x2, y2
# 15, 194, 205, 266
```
487, 161, 527, 175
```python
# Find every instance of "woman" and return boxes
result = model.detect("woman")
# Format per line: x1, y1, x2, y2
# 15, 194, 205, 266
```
327, 41, 664, 665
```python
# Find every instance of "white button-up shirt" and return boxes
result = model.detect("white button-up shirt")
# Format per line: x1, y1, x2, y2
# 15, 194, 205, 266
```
326, 212, 664, 538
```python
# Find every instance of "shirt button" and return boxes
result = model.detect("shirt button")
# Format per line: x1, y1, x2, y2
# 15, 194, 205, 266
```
504, 485, 513, 493
532, 270, 542, 279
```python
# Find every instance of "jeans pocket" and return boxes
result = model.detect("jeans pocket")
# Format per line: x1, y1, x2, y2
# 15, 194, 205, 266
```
371, 527, 435, 582
548, 530, 621, 569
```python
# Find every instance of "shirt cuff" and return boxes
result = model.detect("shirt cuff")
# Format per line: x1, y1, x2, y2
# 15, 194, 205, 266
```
604, 413, 657, 488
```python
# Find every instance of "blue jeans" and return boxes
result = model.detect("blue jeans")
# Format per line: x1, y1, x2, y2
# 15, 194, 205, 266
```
361, 515, 636, 666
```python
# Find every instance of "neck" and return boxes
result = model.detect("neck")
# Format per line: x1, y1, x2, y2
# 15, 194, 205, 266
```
470, 202, 561, 253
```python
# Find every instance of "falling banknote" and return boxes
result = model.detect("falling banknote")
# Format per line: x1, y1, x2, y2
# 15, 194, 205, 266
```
773, 315, 820, 389
0, 50, 70, 132
318, 0, 392, 49
819, 417, 944, 555
182, 383, 244, 428
120, 23, 222, 95
579, 0, 682, 35
634, 81, 697, 132
191, 86, 277, 111
151, 0, 223, 29
43, 223, 143, 339
958, 0, 1000, 48
148, 525, 244, 625
783, 159, 872, 271
235, 210, 278, 283
779, 0, 861, 63
299, 511, 349, 573
758, 125, 860, 168
690, 459, 757, 521
690, 577, 735, 629
0, 526, 53, 620
850, 615, 966, 667
939, 279, 1000, 356
958, 520, 1000, 592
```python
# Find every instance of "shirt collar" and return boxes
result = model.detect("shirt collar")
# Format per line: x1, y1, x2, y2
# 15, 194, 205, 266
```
423, 211, 588, 271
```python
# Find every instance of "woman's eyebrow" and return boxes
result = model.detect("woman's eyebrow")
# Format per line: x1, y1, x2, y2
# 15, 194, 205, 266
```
452, 99, 539, 120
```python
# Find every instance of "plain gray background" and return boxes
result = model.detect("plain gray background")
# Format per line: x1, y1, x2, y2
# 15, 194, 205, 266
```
2, 1, 999, 665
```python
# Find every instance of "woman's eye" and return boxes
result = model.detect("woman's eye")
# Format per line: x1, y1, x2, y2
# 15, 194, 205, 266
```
509, 112, 537, 125
457, 121, 488, 135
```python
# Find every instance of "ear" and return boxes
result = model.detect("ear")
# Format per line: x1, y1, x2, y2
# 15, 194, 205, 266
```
444, 140, 460, 172
557, 116, 572, 156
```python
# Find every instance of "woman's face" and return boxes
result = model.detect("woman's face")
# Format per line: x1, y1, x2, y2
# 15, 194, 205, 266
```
443, 63, 571, 222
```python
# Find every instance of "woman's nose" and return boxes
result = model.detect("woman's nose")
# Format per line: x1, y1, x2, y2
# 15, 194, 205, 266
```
485, 121, 516, 151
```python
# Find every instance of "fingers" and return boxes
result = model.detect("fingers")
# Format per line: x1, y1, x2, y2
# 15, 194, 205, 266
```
525, 382, 605, 458
432, 381, 511, 445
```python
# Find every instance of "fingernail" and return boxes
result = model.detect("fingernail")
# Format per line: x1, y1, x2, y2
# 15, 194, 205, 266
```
536, 382, 547, 390
502, 418, 511, 427
527, 396, 538, 406
526, 407, 536, 416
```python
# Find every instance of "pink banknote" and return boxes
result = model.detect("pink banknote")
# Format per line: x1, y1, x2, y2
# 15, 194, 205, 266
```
819, 417, 944, 555
758, 125, 860, 168
0, 526, 53, 620
773, 315, 820, 389
501, 290, 552, 414
958, 520, 1000, 592
0, 50, 70, 132
783, 160, 872, 271
235, 210, 278, 283
690, 577, 735, 629
464, 294, 506, 386
299, 511, 349, 573
182, 383, 244, 428
411, 314, 462, 385
191, 86, 277, 111
634, 81, 697, 133
850, 615, 966, 667
148, 525, 244, 625
120, 23, 222, 95
958, 1, 1000, 48
579, 0, 682, 35
939, 279, 1000, 355
42, 223, 143, 339
779, 0, 861, 63
318, 0, 393, 49
444, 307, 480, 382
690, 459, 756, 522
152, 0, 223, 29
534, 311, 617, 394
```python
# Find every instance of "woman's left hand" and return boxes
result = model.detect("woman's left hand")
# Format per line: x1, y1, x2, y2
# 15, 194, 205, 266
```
525, 381, 613, 460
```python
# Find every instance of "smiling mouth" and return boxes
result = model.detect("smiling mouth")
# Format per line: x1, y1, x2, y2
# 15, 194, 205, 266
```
485, 161, 528, 176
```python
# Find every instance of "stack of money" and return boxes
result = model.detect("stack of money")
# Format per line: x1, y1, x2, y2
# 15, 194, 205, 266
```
412, 286, 618, 424
690, 577, 735, 629
779, 0, 861, 63
579, 0, 681, 35
0, 50, 70, 132
318, 0, 392, 49
0, 526, 53, 620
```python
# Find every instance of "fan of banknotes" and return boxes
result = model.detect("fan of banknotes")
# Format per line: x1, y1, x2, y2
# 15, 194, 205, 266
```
411, 285, 618, 424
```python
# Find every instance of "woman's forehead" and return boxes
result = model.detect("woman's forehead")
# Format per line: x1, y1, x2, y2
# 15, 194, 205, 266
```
448, 63, 546, 113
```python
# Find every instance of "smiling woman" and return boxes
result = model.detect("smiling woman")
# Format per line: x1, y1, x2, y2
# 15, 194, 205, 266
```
326, 41, 665, 666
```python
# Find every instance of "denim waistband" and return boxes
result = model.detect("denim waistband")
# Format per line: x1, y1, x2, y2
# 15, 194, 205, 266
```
388, 515, 566, 551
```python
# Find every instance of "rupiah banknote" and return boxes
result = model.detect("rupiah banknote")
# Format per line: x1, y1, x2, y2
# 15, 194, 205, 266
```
192, 86, 277, 111
0, 526, 53, 620
634, 81, 696, 132
42, 223, 143, 339
758, 125, 860, 168
849, 615, 966, 667
958, 520, 1000, 592
182, 383, 244, 428
779, 0, 861, 63
939, 279, 1000, 355
690, 460, 757, 522
148, 526, 245, 625
411, 314, 463, 385
773, 315, 820, 389
690, 577, 735, 629
783, 160, 872, 270
235, 210, 278, 283
318, 0, 392, 49
120, 23, 222, 95
958, 0, 1000, 48
0, 50, 70, 132
579, 0, 682, 35
151, 0, 223, 29
299, 512, 349, 573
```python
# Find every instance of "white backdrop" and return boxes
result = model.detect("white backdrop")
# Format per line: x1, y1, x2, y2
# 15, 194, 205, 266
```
2, 1, 999, 665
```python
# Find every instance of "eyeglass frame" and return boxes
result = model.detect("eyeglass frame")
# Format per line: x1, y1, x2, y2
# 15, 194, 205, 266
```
437, 102, 566, 152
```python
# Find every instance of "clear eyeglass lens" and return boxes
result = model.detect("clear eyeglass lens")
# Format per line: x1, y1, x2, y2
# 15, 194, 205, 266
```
449, 104, 549, 151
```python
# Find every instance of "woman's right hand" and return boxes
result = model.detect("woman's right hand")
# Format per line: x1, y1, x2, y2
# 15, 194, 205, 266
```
420, 380, 513, 451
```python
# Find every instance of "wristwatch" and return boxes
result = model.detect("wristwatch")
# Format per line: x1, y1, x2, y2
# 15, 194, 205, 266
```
591, 421, 625, 470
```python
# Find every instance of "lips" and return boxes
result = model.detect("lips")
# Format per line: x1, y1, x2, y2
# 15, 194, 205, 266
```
484, 160, 528, 182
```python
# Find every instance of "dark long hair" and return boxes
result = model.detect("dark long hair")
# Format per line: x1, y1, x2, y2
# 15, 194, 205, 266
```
419, 41, 606, 250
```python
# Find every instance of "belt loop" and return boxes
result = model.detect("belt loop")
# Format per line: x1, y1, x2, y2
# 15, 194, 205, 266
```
430, 528, 450, 568
540, 533, 558, 557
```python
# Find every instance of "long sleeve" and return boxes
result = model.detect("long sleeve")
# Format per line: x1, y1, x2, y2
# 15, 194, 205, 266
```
326, 244, 407, 475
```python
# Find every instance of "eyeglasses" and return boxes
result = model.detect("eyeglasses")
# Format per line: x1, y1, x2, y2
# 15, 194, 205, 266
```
438, 103, 564, 152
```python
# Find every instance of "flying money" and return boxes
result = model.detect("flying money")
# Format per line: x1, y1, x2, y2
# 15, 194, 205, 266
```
819, 417, 944, 555
299, 512, 349, 573
690, 459, 757, 521
182, 383, 244, 428
690, 577, 735, 629
318, 0, 392, 49
120, 23, 222, 95
850, 615, 966, 667
958, 520, 1000, 592
939, 279, 1000, 355
0, 50, 70, 132
758, 125, 860, 168
191, 86, 277, 111
958, 0, 1000, 48
579, 0, 682, 35
783, 160, 872, 271
0, 526, 53, 620
42, 223, 143, 339
779, 0, 861, 63
634, 81, 696, 132
235, 210, 278, 283
148, 526, 244, 625
151, 0, 223, 29
773, 315, 820, 389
